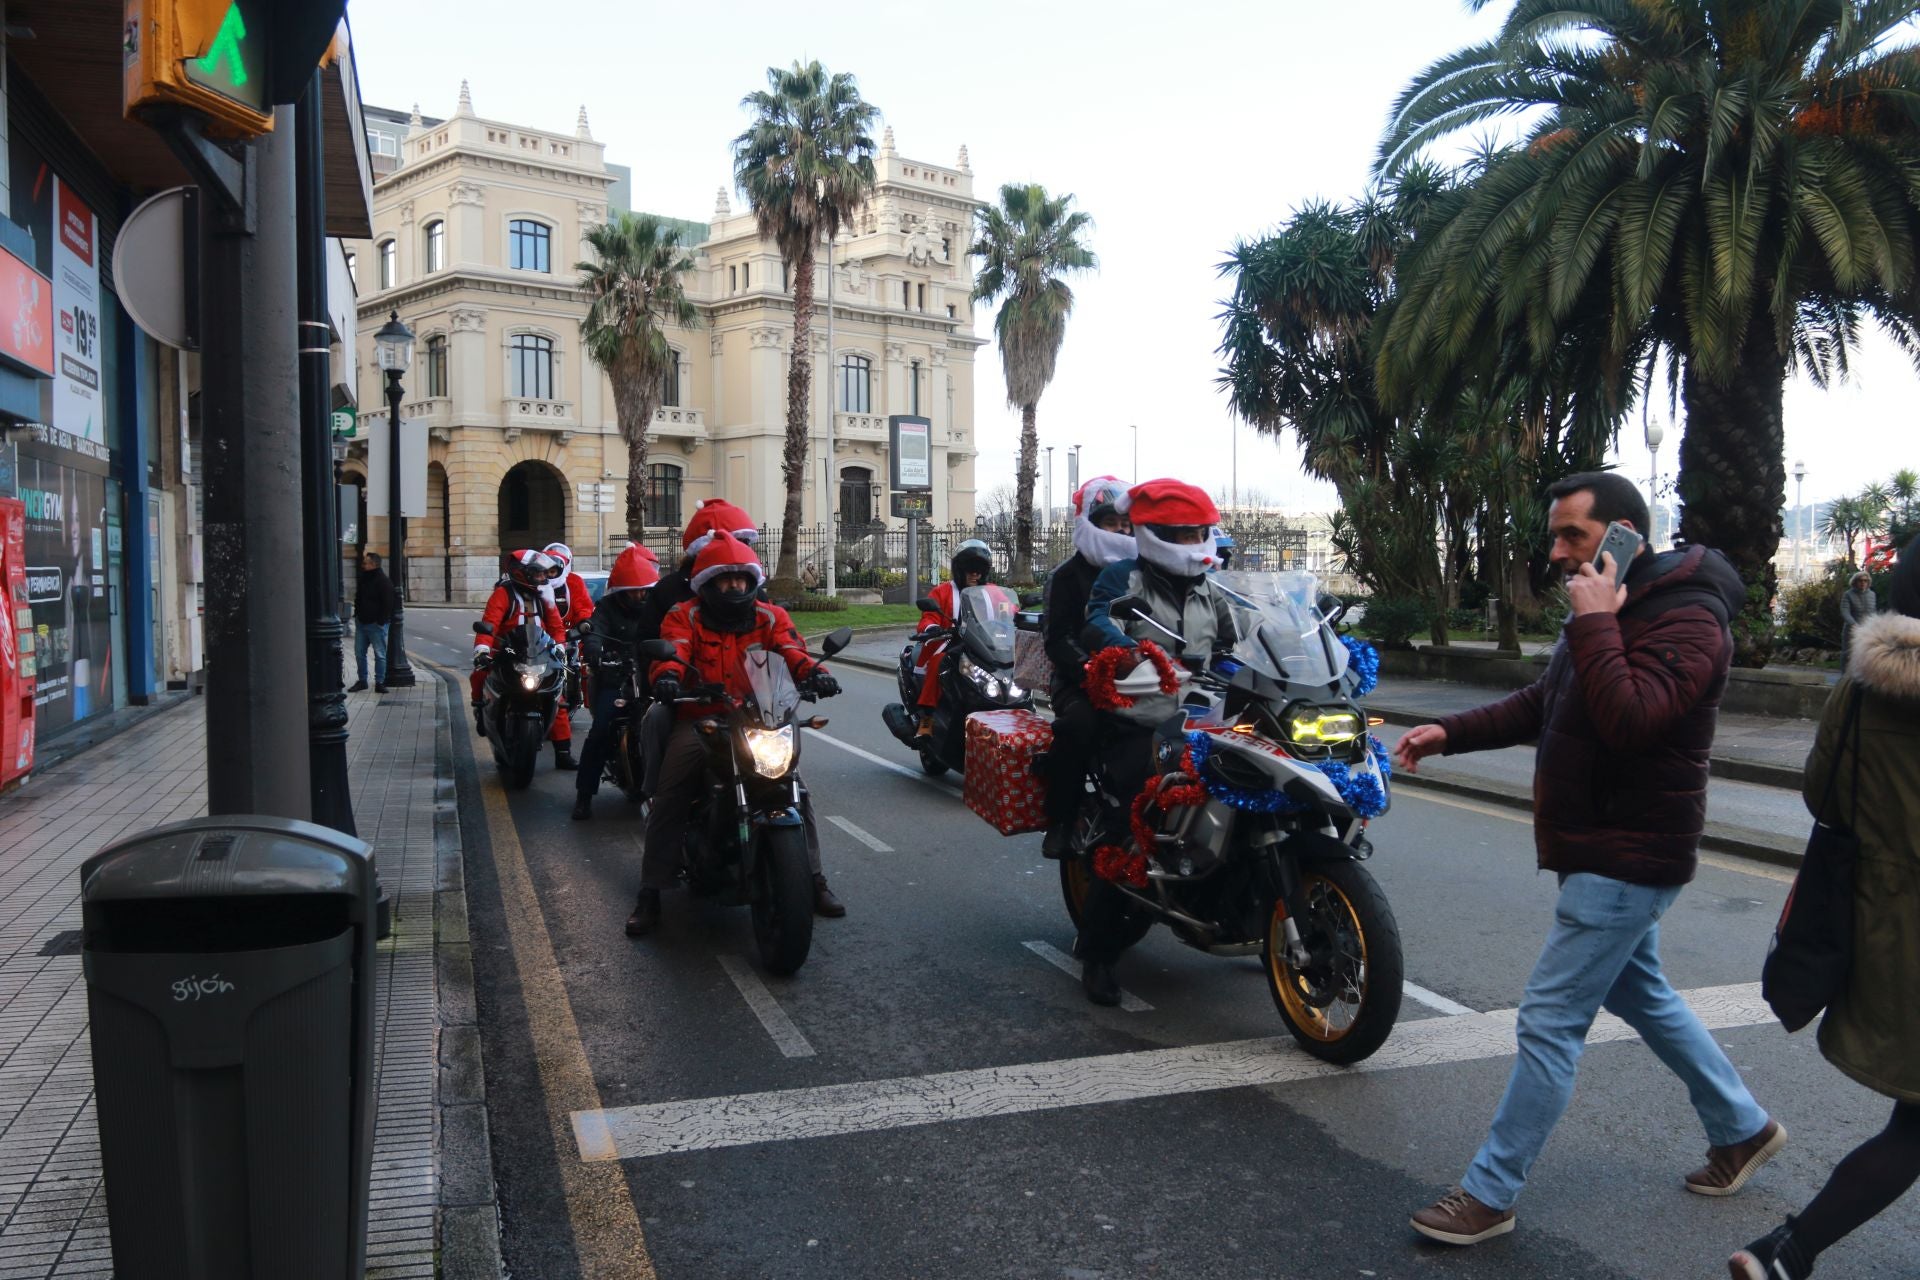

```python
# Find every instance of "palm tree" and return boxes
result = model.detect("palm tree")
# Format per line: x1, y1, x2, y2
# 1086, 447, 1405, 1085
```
732, 60, 879, 586
1377, 0, 1920, 665
1889, 467, 1920, 543
578, 213, 700, 542
1822, 496, 1871, 567
970, 183, 1096, 582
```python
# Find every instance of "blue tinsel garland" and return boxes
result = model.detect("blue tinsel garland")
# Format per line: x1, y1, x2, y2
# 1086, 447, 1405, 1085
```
1340, 634, 1381, 698
1183, 730, 1393, 819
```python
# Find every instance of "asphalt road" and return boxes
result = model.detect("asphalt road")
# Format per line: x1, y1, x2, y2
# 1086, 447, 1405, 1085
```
406, 606, 1919, 1280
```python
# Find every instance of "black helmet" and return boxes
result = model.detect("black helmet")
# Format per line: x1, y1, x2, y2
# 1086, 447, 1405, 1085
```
951, 538, 993, 584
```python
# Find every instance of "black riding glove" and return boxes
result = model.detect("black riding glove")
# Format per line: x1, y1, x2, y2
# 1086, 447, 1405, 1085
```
807, 672, 841, 698
472, 650, 493, 671
650, 676, 681, 703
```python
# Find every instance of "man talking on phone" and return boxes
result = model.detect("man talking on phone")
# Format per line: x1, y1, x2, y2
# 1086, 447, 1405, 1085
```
1396, 471, 1784, 1246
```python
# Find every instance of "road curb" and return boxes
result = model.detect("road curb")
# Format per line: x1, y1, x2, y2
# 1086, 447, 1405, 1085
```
424, 659, 508, 1280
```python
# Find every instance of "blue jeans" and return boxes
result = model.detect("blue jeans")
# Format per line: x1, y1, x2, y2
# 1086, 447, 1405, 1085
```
1461, 872, 1769, 1211
355, 622, 389, 686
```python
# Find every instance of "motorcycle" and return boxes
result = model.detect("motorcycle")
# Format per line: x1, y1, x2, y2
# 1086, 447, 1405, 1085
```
600, 659, 651, 804
634, 627, 853, 975
1059, 571, 1404, 1064
472, 614, 568, 790
881, 583, 1032, 776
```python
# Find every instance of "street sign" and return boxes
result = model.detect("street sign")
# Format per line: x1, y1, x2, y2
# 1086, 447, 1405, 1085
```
112, 187, 199, 351
577, 482, 615, 514
364, 417, 427, 519
888, 415, 932, 492
890, 491, 933, 520
329, 408, 355, 439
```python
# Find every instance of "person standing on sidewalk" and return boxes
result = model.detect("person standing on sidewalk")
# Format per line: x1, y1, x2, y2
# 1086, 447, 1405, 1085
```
1395, 471, 1784, 1246
350, 552, 397, 693
1839, 570, 1877, 671
1729, 538, 1920, 1280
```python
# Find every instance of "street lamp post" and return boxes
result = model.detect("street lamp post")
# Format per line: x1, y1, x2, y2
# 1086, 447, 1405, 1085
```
1644, 418, 1665, 547
1793, 459, 1807, 582
1068, 444, 1081, 499
376, 311, 417, 688
1043, 446, 1053, 532
1129, 423, 1138, 480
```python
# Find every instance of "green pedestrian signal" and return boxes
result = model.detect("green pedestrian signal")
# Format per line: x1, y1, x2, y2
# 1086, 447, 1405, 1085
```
195, 5, 249, 86
180, 2, 268, 116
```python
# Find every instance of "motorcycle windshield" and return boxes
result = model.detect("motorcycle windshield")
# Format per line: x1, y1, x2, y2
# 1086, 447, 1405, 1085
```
959, 584, 1019, 666
743, 648, 800, 726
1211, 570, 1348, 689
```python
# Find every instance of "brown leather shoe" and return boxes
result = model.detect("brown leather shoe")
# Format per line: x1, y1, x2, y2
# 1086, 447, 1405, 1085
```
812, 874, 846, 918
1687, 1119, 1786, 1196
1411, 1188, 1515, 1246
624, 888, 661, 937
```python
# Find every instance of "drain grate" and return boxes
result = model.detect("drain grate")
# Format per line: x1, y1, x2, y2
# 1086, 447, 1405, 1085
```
38, 930, 83, 957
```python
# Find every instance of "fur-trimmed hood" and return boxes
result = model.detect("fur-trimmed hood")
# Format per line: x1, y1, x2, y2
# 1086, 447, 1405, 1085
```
1853, 612, 1920, 702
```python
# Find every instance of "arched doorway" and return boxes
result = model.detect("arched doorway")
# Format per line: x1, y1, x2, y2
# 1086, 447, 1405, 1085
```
499, 461, 567, 553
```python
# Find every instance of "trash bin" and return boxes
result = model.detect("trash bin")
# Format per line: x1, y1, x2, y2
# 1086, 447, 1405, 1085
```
79, 815, 378, 1280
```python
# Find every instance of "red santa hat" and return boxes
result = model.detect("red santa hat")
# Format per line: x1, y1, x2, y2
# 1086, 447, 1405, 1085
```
1072, 475, 1130, 523
689, 530, 766, 592
682, 498, 759, 553
605, 544, 661, 594
1117, 479, 1219, 529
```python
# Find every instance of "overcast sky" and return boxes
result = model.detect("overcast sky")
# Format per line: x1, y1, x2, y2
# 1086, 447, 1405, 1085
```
348, 0, 1916, 515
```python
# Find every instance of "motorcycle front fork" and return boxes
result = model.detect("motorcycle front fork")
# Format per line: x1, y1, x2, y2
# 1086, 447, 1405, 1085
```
1273, 856, 1312, 970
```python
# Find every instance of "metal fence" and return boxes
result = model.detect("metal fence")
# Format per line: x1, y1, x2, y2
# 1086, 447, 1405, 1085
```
749, 517, 1312, 594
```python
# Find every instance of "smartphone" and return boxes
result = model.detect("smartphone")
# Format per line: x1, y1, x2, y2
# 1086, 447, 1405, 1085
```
1593, 521, 1645, 584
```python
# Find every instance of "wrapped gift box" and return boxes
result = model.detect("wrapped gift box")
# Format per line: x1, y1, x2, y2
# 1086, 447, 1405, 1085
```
1013, 631, 1054, 696
963, 709, 1053, 837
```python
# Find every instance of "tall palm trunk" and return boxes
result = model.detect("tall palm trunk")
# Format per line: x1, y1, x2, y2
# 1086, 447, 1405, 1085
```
614, 352, 660, 544
774, 242, 817, 585
1012, 401, 1039, 582
1677, 321, 1787, 667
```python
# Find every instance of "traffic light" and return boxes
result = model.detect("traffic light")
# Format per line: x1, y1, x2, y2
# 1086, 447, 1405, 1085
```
123, 0, 347, 137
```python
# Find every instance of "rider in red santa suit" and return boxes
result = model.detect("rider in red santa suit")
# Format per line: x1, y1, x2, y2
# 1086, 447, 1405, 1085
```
541, 542, 594, 630
471, 548, 576, 770
912, 538, 996, 736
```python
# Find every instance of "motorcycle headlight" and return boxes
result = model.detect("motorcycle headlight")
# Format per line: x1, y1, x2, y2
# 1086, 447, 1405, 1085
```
745, 725, 796, 778
1007, 680, 1026, 701
520, 672, 540, 692
1287, 707, 1363, 745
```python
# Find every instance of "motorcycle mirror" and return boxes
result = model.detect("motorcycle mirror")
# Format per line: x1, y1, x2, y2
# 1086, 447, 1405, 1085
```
819, 627, 854, 658
636, 638, 676, 662
1317, 593, 1348, 626
472, 621, 494, 637
1020, 592, 1044, 608
915, 596, 939, 614
1107, 594, 1147, 621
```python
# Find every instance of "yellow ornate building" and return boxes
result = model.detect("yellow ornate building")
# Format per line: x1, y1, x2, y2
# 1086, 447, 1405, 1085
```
344, 85, 982, 601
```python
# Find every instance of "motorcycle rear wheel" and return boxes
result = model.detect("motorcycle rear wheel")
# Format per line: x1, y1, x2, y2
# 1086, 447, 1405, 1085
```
1059, 843, 1154, 951
751, 825, 815, 976
1264, 859, 1403, 1064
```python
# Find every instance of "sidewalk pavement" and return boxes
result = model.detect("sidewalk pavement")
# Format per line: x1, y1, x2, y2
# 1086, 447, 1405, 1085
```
833, 629, 1813, 864
0, 682, 501, 1278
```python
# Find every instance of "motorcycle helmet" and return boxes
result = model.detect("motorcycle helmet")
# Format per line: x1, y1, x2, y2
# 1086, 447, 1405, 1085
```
1118, 480, 1220, 580
951, 538, 994, 585
502, 549, 557, 591
1212, 527, 1236, 570
682, 498, 759, 555
690, 531, 765, 628
543, 542, 574, 573
1071, 475, 1135, 567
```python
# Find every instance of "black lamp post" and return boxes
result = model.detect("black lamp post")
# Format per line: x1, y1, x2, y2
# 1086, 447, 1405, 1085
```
376, 310, 417, 687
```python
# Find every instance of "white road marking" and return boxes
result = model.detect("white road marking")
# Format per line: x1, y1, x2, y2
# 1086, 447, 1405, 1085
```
1021, 940, 1152, 1012
807, 729, 964, 797
1395, 787, 1796, 884
570, 981, 1771, 1161
717, 955, 816, 1059
1402, 982, 1477, 1017
826, 815, 893, 853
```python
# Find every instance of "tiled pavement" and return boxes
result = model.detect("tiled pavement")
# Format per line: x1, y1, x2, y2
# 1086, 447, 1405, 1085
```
0, 682, 482, 1278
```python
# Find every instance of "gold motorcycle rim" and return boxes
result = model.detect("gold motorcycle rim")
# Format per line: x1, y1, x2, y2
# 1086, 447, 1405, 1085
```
1268, 872, 1369, 1042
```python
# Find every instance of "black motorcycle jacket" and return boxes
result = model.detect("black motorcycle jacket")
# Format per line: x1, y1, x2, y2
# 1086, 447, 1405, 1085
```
1042, 553, 1100, 697
582, 594, 653, 686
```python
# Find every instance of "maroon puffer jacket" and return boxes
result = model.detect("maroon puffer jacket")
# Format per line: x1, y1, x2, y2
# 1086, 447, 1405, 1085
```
1436, 545, 1746, 886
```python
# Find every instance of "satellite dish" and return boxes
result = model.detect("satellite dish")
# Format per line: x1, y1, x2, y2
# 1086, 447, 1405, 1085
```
112, 187, 199, 351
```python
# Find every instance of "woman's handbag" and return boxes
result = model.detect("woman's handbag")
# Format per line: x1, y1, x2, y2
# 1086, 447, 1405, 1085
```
1761, 686, 1865, 1033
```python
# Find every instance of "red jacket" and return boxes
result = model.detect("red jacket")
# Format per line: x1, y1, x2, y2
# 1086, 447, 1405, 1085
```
1436, 545, 1746, 886
475, 582, 565, 656
918, 581, 960, 633
654, 598, 823, 718
548, 572, 593, 628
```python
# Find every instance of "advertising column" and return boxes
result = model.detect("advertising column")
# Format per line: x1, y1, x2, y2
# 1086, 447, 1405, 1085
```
52, 180, 102, 439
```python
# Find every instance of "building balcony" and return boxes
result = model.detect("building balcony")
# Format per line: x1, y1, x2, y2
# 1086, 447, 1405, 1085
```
652, 405, 707, 454
501, 397, 577, 442
835, 411, 887, 441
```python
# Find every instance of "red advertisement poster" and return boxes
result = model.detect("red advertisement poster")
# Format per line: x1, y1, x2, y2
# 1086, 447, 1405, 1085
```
0, 497, 34, 786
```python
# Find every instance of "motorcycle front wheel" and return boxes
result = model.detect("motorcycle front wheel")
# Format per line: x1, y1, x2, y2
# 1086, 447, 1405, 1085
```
919, 748, 949, 777
503, 720, 540, 790
751, 824, 815, 976
1264, 858, 1403, 1064
1059, 844, 1153, 951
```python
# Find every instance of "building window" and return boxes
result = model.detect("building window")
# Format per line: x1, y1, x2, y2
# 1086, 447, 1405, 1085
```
840, 467, 874, 527
946, 304, 956, 318
742, 262, 751, 288
781, 263, 789, 292
646, 463, 683, 530
941, 237, 950, 260
660, 349, 680, 408
511, 333, 555, 399
509, 219, 551, 272
902, 281, 911, 309
366, 130, 399, 158
838, 354, 871, 414
729, 265, 737, 292
345, 251, 357, 286
425, 336, 448, 397
378, 240, 396, 290
423, 220, 445, 273
910, 359, 921, 416
916, 283, 925, 311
